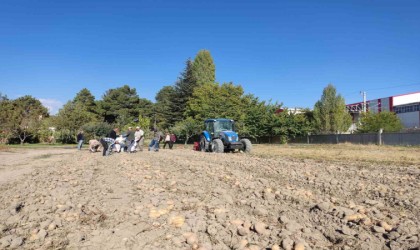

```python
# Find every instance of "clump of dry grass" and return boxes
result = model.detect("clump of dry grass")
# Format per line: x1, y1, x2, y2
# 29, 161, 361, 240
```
0, 145, 13, 152
252, 143, 420, 166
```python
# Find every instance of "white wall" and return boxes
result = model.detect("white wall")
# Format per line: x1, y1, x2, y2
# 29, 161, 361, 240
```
393, 92, 420, 106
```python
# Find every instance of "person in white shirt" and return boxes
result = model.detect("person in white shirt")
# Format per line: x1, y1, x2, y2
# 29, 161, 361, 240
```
134, 126, 145, 151
163, 132, 171, 149
114, 135, 126, 152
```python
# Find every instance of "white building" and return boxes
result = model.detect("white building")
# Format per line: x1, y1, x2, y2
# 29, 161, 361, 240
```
347, 91, 420, 130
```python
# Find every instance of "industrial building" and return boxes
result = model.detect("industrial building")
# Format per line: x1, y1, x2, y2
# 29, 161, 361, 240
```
346, 91, 420, 131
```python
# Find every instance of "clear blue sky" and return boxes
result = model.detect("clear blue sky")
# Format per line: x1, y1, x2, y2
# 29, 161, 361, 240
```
1, 0, 419, 114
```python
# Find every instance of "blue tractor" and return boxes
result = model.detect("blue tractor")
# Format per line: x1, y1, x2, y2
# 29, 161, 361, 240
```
199, 118, 252, 153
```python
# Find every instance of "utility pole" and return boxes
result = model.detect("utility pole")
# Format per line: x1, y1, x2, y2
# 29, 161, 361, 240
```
360, 91, 367, 112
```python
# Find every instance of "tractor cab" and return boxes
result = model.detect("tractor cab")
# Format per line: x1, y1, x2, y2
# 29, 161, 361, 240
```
204, 119, 235, 138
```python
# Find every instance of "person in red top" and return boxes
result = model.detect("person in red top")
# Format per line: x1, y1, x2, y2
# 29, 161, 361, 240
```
169, 133, 176, 149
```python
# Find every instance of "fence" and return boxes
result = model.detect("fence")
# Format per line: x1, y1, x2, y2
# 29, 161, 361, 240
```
274, 132, 420, 146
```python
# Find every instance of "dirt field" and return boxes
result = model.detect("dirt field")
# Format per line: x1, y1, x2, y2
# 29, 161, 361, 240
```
0, 144, 419, 249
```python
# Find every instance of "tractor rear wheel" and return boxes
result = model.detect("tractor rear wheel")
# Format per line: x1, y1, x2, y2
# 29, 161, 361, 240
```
240, 138, 252, 153
212, 139, 224, 153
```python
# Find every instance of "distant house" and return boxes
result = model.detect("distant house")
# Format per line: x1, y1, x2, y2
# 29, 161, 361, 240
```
347, 91, 420, 131
276, 107, 305, 115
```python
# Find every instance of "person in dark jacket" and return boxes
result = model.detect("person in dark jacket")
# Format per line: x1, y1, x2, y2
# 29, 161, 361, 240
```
77, 131, 84, 150
126, 127, 135, 153
108, 127, 118, 140
148, 128, 162, 152
100, 127, 119, 156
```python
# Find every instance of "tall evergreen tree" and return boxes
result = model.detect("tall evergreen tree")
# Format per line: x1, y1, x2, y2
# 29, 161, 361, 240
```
97, 85, 140, 125
172, 59, 195, 122
138, 98, 154, 119
171, 51, 215, 124
155, 85, 176, 129
191, 50, 215, 86
313, 84, 352, 134
73, 88, 96, 113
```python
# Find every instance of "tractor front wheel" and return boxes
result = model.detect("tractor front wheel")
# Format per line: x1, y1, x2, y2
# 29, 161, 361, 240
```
240, 138, 252, 153
212, 139, 224, 153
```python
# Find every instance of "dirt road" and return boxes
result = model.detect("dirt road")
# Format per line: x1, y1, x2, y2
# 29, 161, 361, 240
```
0, 147, 419, 249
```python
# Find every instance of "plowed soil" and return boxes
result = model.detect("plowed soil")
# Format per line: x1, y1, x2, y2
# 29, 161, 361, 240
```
0, 145, 419, 249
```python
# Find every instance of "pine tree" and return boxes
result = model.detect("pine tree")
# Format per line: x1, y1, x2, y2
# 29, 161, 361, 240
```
170, 50, 216, 124
97, 85, 140, 125
191, 50, 215, 86
172, 59, 195, 123
73, 88, 97, 113
155, 85, 176, 129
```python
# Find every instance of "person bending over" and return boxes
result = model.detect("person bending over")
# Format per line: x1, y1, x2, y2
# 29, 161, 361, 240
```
100, 127, 119, 156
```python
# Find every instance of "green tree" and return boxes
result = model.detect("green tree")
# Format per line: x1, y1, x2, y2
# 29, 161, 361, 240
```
54, 101, 99, 142
73, 88, 97, 113
241, 95, 283, 141
138, 98, 154, 119
155, 85, 176, 129
172, 59, 195, 122
357, 111, 403, 133
81, 122, 113, 140
37, 117, 57, 143
191, 50, 215, 86
0, 99, 15, 143
263, 104, 286, 142
185, 82, 247, 123
137, 115, 151, 138
0, 96, 49, 144
97, 85, 140, 126
240, 95, 268, 140
166, 55, 213, 127
171, 117, 202, 145
313, 84, 352, 134
275, 109, 315, 143
123, 114, 151, 138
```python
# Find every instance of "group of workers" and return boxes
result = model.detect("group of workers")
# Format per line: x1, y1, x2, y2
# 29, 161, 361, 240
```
77, 126, 176, 156
98, 126, 145, 156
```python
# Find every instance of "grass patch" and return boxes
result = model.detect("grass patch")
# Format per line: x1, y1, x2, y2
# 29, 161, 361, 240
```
252, 143, 420, 166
